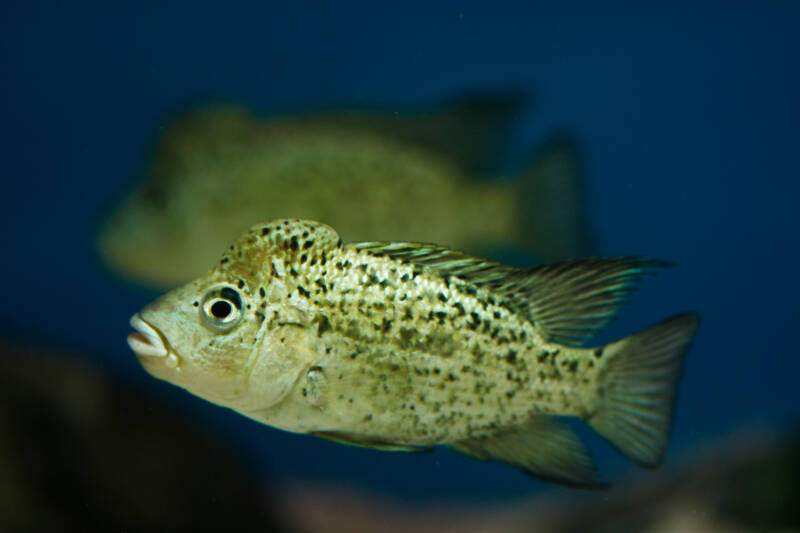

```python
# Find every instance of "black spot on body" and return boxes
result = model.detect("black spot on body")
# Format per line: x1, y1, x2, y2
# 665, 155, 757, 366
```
461, 284, 477, 297
398, 328, 415, 349
259, 287, 266, 298
297, 286, 310, 298
594, 348, 604, 358
505, 350, 517, 364
316, 315, 331, 337
437, 292, 448, 303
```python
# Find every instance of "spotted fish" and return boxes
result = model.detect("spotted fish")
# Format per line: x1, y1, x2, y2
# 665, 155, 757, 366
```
128, 219, 698, 487
98, 92, 591, 288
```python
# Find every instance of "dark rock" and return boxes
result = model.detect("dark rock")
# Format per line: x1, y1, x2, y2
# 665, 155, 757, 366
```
0, 340, 290, 532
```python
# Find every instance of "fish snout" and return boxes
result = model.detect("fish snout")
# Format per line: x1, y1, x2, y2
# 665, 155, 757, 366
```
128, 314, 180, 368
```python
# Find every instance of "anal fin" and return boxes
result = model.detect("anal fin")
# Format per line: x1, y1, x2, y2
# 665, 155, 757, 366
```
310, 431, 433, 453
449, 416, 606, 488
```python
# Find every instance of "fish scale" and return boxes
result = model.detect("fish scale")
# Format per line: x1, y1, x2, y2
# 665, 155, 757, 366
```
129, 218, 699, 487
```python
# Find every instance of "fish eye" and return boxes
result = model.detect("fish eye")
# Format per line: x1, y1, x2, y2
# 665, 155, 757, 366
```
201, 286, 244, 331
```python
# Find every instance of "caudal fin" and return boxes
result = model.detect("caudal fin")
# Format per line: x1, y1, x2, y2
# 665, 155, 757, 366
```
515, 137, 593, 261
587, 313, 699, 467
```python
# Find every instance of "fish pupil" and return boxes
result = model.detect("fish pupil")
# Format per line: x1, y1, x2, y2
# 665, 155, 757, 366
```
210, 300, 232, 319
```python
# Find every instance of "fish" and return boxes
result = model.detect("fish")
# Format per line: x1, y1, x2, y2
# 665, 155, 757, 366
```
128, 218, 699, 487
98, 92, 592, 288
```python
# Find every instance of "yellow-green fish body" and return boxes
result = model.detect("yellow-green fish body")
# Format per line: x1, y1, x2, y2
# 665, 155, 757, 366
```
100, 95, 591, 288
129, 219, 698, 486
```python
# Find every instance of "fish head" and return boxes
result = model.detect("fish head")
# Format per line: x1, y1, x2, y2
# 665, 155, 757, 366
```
97, 173, 254, 289
128, 274, 262, 408
128, 218, 341, 411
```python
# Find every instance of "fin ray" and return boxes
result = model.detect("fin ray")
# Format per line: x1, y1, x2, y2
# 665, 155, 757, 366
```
310, 430, 432, 453
586, 313, 699, 467
449, 416, 606, 488
354, 242, 666, 345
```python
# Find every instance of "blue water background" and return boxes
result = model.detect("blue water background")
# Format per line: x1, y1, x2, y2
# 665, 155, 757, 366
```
1, 2, 798, 501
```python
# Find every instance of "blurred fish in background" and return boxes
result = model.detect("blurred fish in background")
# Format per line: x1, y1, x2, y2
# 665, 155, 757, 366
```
96, 93, 592, 288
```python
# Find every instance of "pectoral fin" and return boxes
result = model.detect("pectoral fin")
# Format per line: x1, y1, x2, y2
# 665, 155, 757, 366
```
310, 431, 433, 453
449, 416, 606, 488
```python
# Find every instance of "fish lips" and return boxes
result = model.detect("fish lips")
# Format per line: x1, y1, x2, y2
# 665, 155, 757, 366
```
128, 314, 181, 368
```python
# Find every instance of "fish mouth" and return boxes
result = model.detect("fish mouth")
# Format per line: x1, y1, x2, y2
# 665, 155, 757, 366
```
128, 314, 180, 368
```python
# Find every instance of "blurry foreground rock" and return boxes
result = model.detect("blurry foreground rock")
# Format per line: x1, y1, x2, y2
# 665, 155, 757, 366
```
0, 340, 289, 532
277, 428, 799, 533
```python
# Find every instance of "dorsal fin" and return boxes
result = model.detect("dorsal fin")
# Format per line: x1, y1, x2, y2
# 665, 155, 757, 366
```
292, 91, 528, 173
354, 242, 667, 345
507, 257, 669, 345
352, 241, 518, 286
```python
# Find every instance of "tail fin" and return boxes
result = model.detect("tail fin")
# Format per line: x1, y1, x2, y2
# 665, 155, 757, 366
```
586, 313, 699, 467
515, 136, 593, 261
